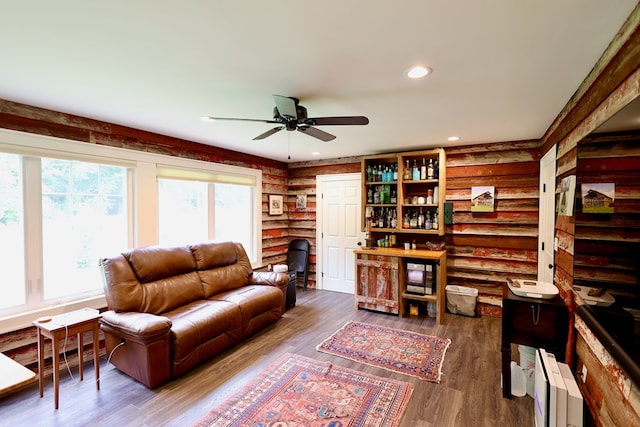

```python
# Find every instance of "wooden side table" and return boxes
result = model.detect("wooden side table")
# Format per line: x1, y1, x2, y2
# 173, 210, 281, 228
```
501, 284, 568, 398
32, 308, 101, 409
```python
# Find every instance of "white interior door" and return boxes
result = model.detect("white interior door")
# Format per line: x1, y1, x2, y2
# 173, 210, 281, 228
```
538, 145, 557, 283
316, 173, 362, 293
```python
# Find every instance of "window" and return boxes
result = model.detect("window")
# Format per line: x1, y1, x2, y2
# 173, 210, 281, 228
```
40, 158, 129, 300
157, 177, 257, 261
0, 129, 261, 331
0, 153, 130, 312
0, 153, 25, 309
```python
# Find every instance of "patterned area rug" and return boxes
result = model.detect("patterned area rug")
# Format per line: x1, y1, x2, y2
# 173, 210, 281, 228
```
316, 321, 451, 383
194, 352, 413, 427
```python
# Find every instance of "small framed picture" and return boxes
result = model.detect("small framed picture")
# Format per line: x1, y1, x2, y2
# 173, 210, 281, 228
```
581, 183, 615, 214
269, 194, 283, 216
296, 194, 307, 210
471, 186, 495, 212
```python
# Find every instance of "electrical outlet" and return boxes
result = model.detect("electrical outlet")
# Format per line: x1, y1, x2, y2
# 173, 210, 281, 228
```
581, 364, 587, 382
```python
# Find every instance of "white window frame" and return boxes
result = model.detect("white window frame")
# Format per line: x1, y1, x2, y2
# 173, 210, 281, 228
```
0, 129, 262, 333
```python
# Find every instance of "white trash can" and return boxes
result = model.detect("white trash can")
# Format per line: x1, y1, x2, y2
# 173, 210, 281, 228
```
445, 285, 478, 316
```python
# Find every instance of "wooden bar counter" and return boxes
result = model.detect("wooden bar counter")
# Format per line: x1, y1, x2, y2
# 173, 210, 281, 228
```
354, 247, 447, 324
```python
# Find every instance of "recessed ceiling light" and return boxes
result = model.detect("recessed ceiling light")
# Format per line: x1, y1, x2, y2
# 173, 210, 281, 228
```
200, 116, 215, 122
447, 136, 460, 141
407, 66, 432, 79
312, 152, 320, 156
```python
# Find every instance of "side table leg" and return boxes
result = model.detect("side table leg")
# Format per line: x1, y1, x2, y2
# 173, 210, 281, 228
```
77, 332, 84, 381
93, 320, 100, 390
36, 328, 44, 398
52, 335, 60, 409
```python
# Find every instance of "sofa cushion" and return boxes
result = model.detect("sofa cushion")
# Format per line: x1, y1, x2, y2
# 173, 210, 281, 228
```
211, 285, 283, 329
165, 299, 242, 362
192, 242, 253, 297
121, 245, 205, 314
125, 245, 197, 283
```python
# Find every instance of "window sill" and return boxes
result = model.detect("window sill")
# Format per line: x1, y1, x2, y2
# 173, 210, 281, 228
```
0, 295, 107, 334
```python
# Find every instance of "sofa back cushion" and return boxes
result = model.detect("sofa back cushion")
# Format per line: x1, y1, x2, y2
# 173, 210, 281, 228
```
101, 245, 205, 314
191, 242, 253, 298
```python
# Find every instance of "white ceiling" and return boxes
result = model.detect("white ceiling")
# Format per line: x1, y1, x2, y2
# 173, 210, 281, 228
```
0, 1, 636, 163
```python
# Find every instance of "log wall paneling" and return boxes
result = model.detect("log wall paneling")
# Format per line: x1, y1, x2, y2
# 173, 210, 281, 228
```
443, 140, 541, 315
287, 159, 361, 290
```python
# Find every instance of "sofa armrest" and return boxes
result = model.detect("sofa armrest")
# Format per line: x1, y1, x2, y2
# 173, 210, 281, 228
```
101, 311, 172, 340
250, 271, 289, 287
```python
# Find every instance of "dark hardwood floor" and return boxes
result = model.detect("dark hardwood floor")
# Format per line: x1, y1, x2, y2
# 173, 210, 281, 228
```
0, 289, 533, 426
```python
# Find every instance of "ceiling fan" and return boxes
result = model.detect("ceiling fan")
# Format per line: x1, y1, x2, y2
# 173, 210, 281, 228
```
206, 95, 369, 142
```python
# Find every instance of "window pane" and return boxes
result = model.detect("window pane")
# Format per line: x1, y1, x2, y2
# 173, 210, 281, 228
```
41, 159, 128, 301
0, 153, 25, 309
215, 183, 254, 259
158, 178, 208, 246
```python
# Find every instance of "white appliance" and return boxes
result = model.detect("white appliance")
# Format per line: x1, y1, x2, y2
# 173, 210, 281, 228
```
534, 348, 583, 427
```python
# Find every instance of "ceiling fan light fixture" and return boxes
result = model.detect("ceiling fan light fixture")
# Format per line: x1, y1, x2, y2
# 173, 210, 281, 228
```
448, 136, 460, 141
407, 65, 432, 79
200, 116, 216, 122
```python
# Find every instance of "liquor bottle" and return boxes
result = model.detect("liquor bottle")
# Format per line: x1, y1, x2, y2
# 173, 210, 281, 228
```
373, 186, 380, 204
418, 207, 425, 228
366, 164, 372, 182
434, 159, 439, 179
403, 212, 411, 229
404, 160, 411, 180
367, 187, 373, 203
425, 211, 432, 230
392, 164, 398, 181
377, 164, 383, 182
420, 158, 427, 180
391, 209, 398, 228
412, 160, 420, 181
378, 209, 384, 228
390, 189, 397, 204
410, 210, 418, 229
427, 158, 434, 179
433, 209, 439, 230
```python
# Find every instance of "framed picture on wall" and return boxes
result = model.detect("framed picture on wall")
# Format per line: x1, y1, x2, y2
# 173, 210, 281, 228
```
471, 186, 495, 212
268, 194, 283, 215
581, 183, 615, 214
296, 194, 307, 210
558, 175, 576, 216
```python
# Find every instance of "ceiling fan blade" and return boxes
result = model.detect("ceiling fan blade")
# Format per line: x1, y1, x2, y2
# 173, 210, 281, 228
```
272, 95, 298, 119
206, 117, 279, 124
253, 126, 284, 140
307, 116, 369, 126
297, 126, 336, 142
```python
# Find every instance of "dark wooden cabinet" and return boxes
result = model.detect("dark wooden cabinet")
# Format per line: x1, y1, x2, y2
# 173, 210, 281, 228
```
501, 284, 568, 398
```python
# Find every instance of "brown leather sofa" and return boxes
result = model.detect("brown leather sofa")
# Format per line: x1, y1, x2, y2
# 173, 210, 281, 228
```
99, 241, 288, 388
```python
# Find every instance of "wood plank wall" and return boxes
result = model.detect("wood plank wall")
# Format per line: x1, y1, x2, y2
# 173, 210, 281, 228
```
443, 140, 541, 315
287, 158, 361, 289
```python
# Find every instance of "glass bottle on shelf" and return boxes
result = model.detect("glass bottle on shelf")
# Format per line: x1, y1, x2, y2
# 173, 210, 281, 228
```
433, 209, 439, 230
403, 212, 410, 229
412, 160, 420, 181
403, 160, 411, 180
418, 207, 425, 228
390, 189, 397, 204
393, 164, 398, 181
425, 211, 433, 230
373, 186, 380, 204
427, 158, 434, 179
367, 188, 373, 203
391, 209, 398, 228
409, 210, 418, 228
420, 158, 427, 180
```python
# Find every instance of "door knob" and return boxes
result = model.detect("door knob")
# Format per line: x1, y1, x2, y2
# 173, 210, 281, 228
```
548, 264, 553, 269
